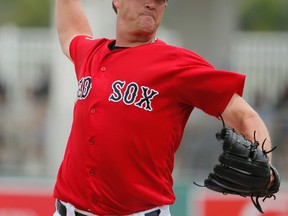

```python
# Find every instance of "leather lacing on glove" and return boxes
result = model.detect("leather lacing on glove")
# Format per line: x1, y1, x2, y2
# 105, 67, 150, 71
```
238, 142, 277, 213
194, 114, 280, 214
248, 130, 278, 213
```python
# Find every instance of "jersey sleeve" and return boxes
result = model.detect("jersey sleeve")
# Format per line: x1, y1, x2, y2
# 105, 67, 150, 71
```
174, 48, 245, 118
69, 35, 109, 80
70, 35, 93, 63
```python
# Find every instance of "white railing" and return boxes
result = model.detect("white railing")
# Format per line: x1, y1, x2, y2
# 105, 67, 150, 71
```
230, 32, 288, 107
0, 27, 54, 176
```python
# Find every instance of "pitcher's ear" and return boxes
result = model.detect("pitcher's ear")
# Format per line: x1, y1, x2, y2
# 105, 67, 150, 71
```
112, 0, 119, 14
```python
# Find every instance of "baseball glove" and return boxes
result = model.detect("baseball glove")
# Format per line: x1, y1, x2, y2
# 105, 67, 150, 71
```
198, 114, 280, 213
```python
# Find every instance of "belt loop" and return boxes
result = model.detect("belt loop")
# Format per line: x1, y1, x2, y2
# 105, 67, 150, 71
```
66, 202, 76, 216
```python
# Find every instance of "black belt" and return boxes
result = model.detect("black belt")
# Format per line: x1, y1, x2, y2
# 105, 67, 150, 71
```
57, 199, 85, 216
56, 200, 161, 216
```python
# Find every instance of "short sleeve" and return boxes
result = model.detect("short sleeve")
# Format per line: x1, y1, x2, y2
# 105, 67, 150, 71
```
69, 35, 95, 65
69, 36, 110, 80
175, 48, 246, 118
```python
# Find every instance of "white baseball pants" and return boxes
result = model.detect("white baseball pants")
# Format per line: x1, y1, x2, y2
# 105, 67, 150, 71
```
54, 200, 171, 216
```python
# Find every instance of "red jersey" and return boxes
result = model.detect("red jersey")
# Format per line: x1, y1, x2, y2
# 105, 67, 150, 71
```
54, 36, 245, 215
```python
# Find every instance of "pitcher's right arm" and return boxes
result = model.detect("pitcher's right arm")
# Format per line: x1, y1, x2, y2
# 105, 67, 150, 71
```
56, 0, 93, 60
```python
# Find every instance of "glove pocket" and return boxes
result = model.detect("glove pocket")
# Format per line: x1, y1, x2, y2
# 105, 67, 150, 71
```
206, 172, 255, 195
214, 164, 269, 189
219, 153, 270, 176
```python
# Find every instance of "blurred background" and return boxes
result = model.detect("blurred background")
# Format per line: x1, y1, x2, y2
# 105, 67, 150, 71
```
0, 0, 287, 215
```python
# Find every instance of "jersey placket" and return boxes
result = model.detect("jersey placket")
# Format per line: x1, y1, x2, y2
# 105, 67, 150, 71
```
85, 51, 113, 212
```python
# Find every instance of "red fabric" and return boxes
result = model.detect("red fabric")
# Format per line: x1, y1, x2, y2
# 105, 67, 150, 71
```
54, 36, 245, 215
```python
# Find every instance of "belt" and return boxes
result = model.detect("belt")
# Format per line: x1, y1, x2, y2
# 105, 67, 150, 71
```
57, 199, 85, 216
56, 200, 161, 216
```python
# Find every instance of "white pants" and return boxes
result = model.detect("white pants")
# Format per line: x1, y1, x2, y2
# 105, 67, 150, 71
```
54, 200, 171, 216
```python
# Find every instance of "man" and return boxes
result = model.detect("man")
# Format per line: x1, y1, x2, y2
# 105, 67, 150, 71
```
53, 0, 276, 215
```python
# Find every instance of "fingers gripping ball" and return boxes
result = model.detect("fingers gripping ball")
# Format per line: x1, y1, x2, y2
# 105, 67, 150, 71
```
201, 114, 280, 214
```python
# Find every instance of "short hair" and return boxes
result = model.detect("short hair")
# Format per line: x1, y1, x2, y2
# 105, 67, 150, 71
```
112, 2, 117, 14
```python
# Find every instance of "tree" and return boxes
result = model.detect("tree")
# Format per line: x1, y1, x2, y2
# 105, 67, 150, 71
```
0, 0, 51, 27
239, 0, 288, 31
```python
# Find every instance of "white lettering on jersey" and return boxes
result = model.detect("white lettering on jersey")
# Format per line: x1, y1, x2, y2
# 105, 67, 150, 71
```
109, 80, 159, 111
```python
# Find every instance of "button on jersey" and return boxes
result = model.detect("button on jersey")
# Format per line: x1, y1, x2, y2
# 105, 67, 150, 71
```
54, 36, 245, 215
